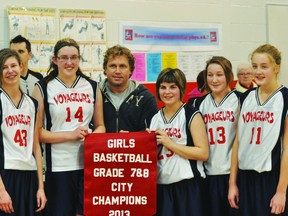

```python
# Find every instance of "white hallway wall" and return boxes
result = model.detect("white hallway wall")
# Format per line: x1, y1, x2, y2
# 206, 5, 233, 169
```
0, 0, 287, 83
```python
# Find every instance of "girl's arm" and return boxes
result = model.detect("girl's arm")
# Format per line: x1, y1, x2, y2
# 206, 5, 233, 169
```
228, 131, 239, 209
33, 111, 47, 212
0, 176, 14, 213
270, 117, 288, 214
155, 112, 209, 161
92, 87, 105, 133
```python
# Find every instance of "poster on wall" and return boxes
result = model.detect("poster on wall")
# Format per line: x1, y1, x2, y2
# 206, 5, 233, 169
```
7, 6, 57, 72
132, 52, 213, 82
29, 42, 54, 71
7, 6, 57, 42
59, 9, 107, 72
119, 22, 218, 82
131, 52, 146, 82
7, 7, 107, 74
119, 22, 222, 52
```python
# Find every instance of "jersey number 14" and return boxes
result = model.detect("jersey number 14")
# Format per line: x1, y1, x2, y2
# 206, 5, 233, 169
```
65, 106, 83, 122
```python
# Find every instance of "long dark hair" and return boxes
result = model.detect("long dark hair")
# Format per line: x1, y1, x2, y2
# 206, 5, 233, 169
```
45, 38, 88, 82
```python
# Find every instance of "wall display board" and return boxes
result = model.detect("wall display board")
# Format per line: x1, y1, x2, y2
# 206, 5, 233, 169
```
7, 6, 57, 72
120, 22, 220, 82
131, 51, 212, 82
59, 9, 107, 74
7, 6, 107, 78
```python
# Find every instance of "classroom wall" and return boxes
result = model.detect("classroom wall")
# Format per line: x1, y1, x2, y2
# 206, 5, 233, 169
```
267, 4, 288, 88
1, 0, 287, 88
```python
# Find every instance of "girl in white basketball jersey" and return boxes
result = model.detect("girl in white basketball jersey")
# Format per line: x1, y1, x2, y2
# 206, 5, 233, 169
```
189, 56, 240, 216
32, 38, 105, 215
149, 68, 209, 216
0, 48, 46, 215
229, 44, 288, 216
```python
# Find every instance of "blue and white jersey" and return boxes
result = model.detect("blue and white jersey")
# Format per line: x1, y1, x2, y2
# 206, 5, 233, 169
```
20, 69, 43, 95
150, 104, 205, 184
195, 90, 240, 175
238, 86, 288, 173
37, 76, 97, 172
0, 89, 37, 171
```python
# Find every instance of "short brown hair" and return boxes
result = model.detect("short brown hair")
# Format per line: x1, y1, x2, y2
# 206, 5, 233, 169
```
156, 68, 186, 101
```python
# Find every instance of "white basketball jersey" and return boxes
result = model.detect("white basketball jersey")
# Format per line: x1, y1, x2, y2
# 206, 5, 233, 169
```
150, 104, 206, 184
198, 90, 239, 175
37, 76, 97, 172
0, 89, 37, 170
238, 87, 288, 172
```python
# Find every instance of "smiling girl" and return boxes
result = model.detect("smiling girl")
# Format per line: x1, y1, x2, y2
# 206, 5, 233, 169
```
189, 56, 240, 216
149, 68, 209, 216
32, 38, 105, 215
0, 48, 46, 215
229, 44, 288, 216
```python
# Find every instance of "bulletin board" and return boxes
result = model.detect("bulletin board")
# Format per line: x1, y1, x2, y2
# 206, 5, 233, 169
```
120, 22, 221, 83
266, 4, 288, 87
7, 6, 107, 80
